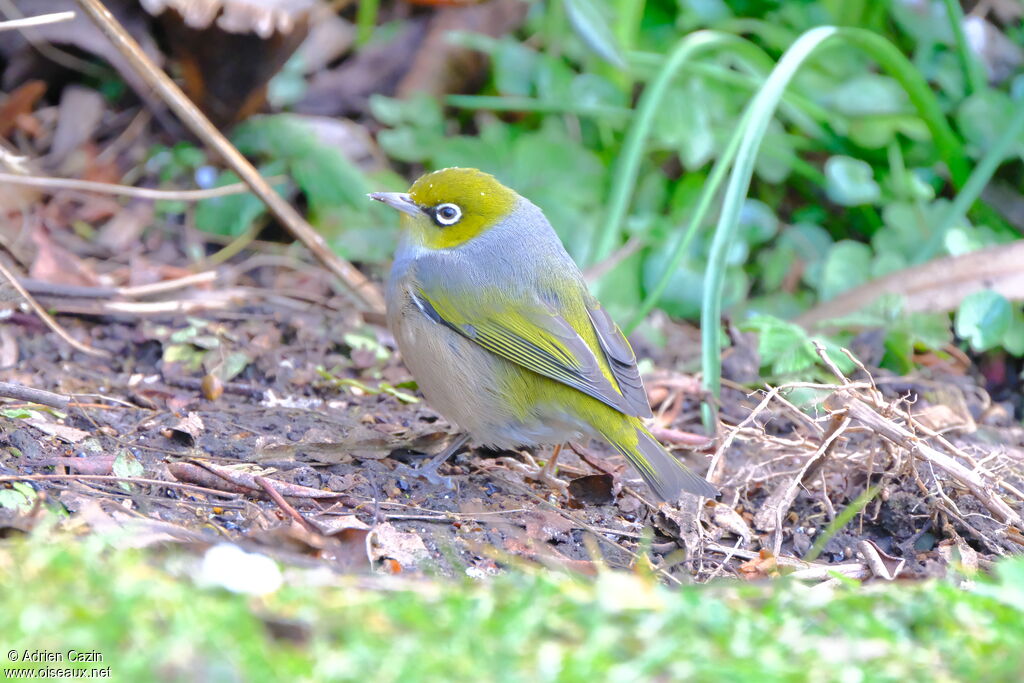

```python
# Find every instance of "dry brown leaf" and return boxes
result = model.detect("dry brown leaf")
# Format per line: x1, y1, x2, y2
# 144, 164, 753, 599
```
858, 539, 905, 581
371, 522, 429, 569
396, 0, 529, 99
46, 86, 105, 170
738, 549, 780, 580
709, 502, 753, 544
26, 420, 91, 444
0, 80, 47, 138
29, 227, 100, 288
798, 241, 1024, 327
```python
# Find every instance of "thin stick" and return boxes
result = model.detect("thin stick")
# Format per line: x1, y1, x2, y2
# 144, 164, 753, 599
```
0, 381, 71, 410
0, 473, 241, 499
73, 0, 386, 314
829, 390, 1023, 526
0, 10, 74, 31
117, 271, 216, 297
0, 259, 110, 358
20, 270, 216, 300
255, 475, 321, 535
0, 171, 285, 202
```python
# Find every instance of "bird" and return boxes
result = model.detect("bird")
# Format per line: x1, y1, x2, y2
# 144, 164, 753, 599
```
369, 167, 718, 502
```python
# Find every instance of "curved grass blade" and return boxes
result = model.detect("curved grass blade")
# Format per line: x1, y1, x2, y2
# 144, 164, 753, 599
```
563, 0, 627, 69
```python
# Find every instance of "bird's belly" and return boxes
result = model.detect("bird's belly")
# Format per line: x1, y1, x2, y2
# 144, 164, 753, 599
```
392, 306, 587, 449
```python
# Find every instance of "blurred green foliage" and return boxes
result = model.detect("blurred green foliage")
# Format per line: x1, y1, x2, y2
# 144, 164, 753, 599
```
3, 529, 1024, 681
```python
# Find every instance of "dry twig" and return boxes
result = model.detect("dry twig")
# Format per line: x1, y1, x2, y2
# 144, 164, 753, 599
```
0, 381, 71, 410
0, 259, 111, 358
0, 171, 286, 202
0, 10, 74, 31
73, 0, 386, 314
826, 390, 1023, 527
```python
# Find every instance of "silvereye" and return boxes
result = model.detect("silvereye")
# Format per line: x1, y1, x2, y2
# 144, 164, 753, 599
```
369, 168, 717, 502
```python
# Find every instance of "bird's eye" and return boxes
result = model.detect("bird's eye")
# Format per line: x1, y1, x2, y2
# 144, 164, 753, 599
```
433, 203, 462, 226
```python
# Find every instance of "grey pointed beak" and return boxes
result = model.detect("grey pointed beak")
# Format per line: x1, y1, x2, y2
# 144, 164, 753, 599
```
368, 192, 421, 217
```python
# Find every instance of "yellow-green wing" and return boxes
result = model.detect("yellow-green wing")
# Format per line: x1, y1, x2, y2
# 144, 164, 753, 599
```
412, 287, 652, 418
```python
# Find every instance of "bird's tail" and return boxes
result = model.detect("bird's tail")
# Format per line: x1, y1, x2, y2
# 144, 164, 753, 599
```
597, 418, 718, 502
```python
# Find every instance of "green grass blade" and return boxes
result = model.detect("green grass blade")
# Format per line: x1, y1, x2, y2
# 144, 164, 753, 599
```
804, 485, 882, 562
700, 26, 840, 408
687, 26, 970, 411
624, 26, 971, 340
588, 30, 752, 266
355, 0, 379, 46
921, 101, 1024, 260
941, 0, 987, 96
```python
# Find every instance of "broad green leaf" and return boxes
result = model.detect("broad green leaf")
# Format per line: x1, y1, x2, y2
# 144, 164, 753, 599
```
819, 240, 872, 300
1002, 309, 1024, 356
740, 314, 818, 375
830, 74, 909, 116
905, 312, 953, 350
737, 199, 778, 245
0, 484, 34, 512
217, 352, 251, 382
562, 0, 626, 68
494, 40, 539, 96
956, 90, 1023, 160
163, 344, 206, 372
194, 171, 269, 237
825, 156, 881, 206
2, 408, 40, 420
113, 450, 144, 479
955, 290, 1012, 351
754, 119, 794, 184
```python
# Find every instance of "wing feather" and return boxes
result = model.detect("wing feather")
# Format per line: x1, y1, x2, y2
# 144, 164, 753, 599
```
412, 287, 652, 418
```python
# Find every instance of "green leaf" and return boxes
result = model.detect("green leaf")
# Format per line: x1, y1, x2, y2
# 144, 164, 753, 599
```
2, 408, 40, 420
819, 240, 872, 300
882, 327, 914, 375
956, 90, 1023, 160
194, 170, 271, 237
830, 74, 909, 116
642, 251, 746, 320
754, 119, 794, 183
1002, 308, 1024, 356
824, 156, 881, 206
217, 352, 251, 382
0, 484, 35, 512
741, 314, 818, 375
955, 290, 1012, 351
163, 344, 207, 372
562, 0, 626, 68
493, 40, 539, 96
904, 312, 954, 350
737, 199, 778, 246
113, 450, 144, 479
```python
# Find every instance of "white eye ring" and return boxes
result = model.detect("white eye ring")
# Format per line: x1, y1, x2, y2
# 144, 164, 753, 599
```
434, 203, 462, 226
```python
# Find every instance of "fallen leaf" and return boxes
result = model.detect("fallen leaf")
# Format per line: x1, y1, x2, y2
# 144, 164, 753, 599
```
371, 522, 429, 569
567, 473, 615, 505
29, 227, 100, 288
0, 80, 47, 137
709, 502, 753, 544
170, 411, 205, 446
738, 549, 779, 580
858, 539, 905, 581
26, 420, 90, 444
46, 86, 106, 171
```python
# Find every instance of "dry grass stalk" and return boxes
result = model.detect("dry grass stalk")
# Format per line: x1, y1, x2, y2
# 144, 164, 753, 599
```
73, 0, 386, 314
